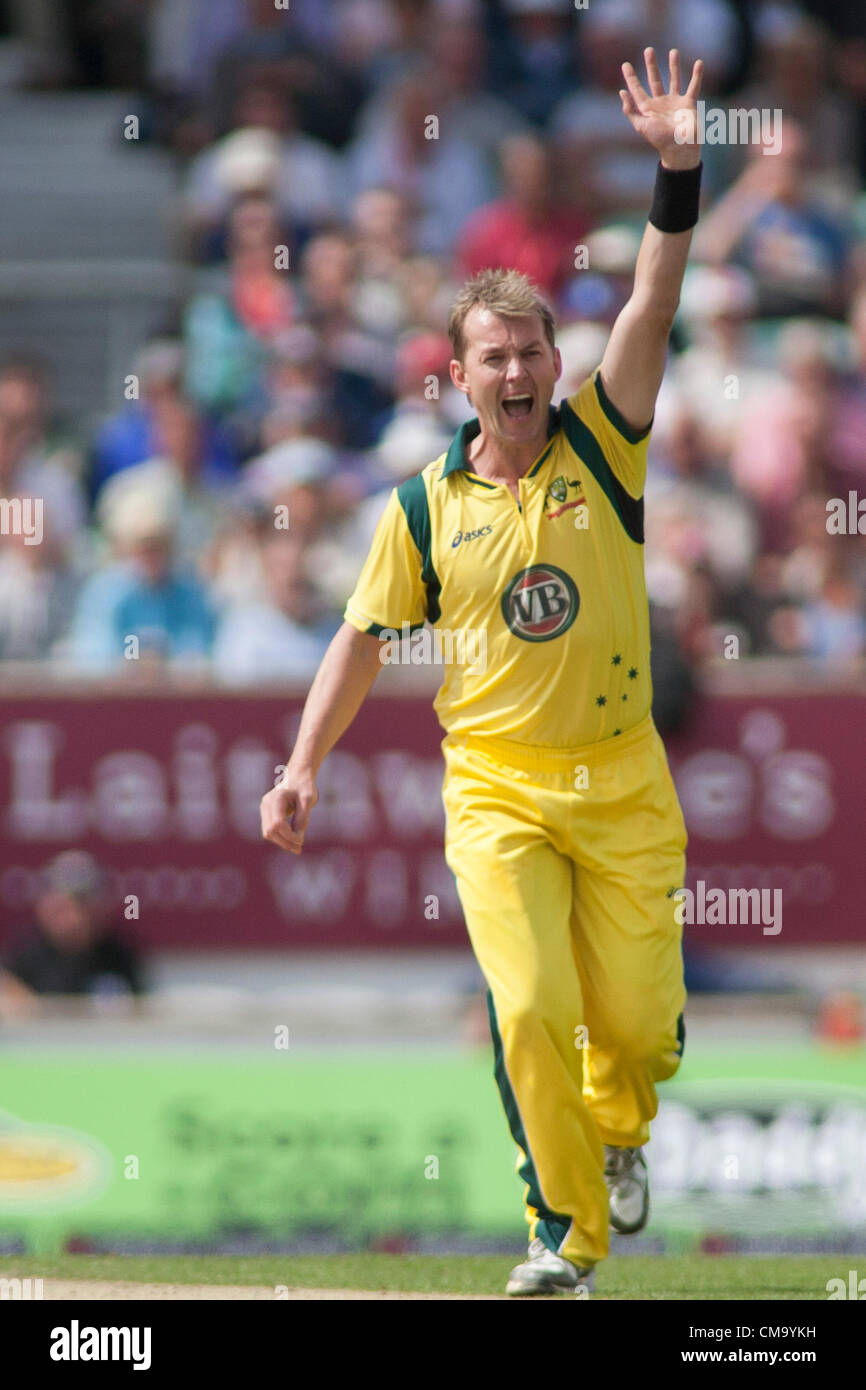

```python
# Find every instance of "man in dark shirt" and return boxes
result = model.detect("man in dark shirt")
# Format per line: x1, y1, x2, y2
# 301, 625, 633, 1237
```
0, 851, 144, 1014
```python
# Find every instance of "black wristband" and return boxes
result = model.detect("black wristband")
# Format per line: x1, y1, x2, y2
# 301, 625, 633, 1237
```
648, 160, 702, 233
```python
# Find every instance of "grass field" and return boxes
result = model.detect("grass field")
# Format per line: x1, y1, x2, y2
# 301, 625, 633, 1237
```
0, 1253, 849, 1300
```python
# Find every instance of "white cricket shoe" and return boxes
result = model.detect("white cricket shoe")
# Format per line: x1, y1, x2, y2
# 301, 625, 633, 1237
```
505, 1238, 594, 1296
604, 1144, 649, 1233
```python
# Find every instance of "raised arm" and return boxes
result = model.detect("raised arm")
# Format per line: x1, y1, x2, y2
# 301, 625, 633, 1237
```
260, 620, 384, 854
599, 47, 704, 435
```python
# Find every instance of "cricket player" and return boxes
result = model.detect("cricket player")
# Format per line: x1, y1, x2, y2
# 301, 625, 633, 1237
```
261, 48, 703, 1296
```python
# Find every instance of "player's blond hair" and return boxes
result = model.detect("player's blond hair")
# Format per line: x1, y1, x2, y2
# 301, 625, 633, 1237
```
448, 268, 556, 362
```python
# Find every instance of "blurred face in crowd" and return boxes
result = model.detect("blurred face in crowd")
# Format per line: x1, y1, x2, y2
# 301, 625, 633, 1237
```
261, 532, 311, 619
300, 234, 356, 316
0, 412, 28, 483
268, 482, 324, 543
397, 74, 439, 157
746, 119, 807, 202
234, 82, 289, 135
451, 308, 561, 449
352, 189, 409, 263
763, 26, 826, 100
137, 343, 185, 407
124, 530, 173, 586
0, 369, 45, 445
849, 292, 866, 369
228, 193, 282, 264
791, 493, 836, 551
430, 23, 484, 95
153, 400, 202, 479
400, 256, 449, 330
580, 24, 638, 89
501, 135, 553, 215
36, 891, 99, 952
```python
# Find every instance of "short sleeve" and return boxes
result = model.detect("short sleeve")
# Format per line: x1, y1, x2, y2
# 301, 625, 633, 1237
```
344, 486, 428, 637
565, 367, 651, 498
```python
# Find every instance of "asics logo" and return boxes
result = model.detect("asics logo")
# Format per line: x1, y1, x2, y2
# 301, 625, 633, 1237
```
452, 525, 493, 548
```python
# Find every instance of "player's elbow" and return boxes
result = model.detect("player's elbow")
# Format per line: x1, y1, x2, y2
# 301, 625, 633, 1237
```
340, 620, 385, 673
631, 291, 680, 337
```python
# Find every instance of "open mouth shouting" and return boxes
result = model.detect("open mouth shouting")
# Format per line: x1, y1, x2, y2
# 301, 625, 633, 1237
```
501, 393, 534, 422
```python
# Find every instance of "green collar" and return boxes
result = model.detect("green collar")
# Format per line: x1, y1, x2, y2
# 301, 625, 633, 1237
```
441, 404, 561, 478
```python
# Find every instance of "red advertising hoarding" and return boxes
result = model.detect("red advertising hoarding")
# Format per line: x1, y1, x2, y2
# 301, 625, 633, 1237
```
0, 689, 863, 946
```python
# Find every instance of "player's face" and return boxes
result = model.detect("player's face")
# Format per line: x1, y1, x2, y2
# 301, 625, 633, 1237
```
451, 309, 561, 447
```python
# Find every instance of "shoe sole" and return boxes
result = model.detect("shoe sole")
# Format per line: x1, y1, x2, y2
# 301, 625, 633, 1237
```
506, 1281, 580, 1296
506, 1271, 595, 1296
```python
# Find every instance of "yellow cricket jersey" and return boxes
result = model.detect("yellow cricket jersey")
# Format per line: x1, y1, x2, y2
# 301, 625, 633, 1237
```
344, 367, 653, 748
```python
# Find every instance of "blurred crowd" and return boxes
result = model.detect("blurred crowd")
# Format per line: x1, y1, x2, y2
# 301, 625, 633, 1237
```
2, 0, 866, 684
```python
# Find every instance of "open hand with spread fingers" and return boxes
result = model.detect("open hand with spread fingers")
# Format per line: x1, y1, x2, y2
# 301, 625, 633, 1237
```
619, 47, 703, 170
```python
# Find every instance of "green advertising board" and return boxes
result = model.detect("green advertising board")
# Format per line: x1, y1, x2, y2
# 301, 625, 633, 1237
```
1, 1045, 865, 1253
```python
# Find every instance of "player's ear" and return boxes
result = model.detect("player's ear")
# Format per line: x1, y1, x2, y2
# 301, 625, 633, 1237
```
553, 346, 562, 384
450, 357, 470, 396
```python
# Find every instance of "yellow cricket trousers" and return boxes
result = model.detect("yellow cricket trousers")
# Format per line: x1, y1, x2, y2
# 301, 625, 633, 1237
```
441, 712, 687, 1269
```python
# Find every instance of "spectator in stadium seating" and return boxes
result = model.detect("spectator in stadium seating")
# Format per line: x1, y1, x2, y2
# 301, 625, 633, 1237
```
182, 77, 344, 262
350, 188, 413, 340
241, 434, 337, 543
659, 266, 779, 465
488, 0, 580, 128
172, 0, 320, 106
310, 338, 455, 610
456, 134, 592, 296
429, 17, 528, 166
728, 494, 865, 660
90, 340, 240, 503
693, 120, 852, 318
779, 492, 844, 606
347, 0, 437, 94
555, 222, 642, 325
213, 529, 340, 685
398, 254, 460, 339
184, 192, 295, 421
346, 66, 496, 255
261, 323, 337, 444
728, 319, 844, 553
0, 851, 145, 1018
295, 232, 396, 448
95, 399, 233, 579
65, 483, 216, 675
0, 506, 78, 661
732, 10, 859, 184
644, 404, 759, 661
800, 564, 866, 660
0, 359, 86, 552
356, 18, 525, 173
393, 326, 471, 437
194, 0, 362, 150
554, 322, 612, 397
550, 4, 658, 218
823, 286, 866, 495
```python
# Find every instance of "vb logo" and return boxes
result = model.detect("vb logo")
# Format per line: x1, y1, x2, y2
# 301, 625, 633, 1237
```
501, 564, 579, 642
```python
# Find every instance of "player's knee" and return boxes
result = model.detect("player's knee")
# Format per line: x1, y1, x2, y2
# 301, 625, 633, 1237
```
502, 993, 580, 1053
593, 1015, 677, 1067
